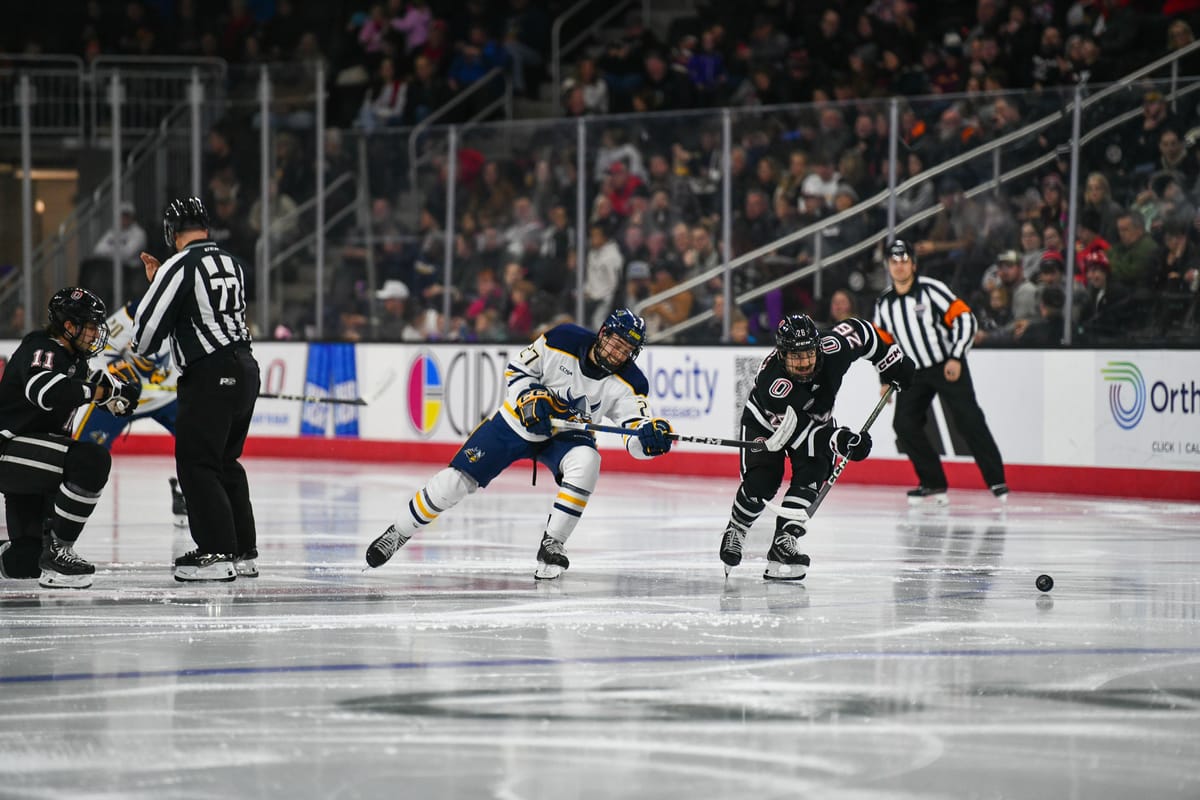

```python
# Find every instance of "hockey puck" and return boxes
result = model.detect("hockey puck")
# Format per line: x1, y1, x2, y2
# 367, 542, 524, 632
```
1036, 574, 1054, 592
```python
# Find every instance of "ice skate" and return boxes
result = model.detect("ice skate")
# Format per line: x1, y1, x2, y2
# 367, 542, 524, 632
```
38, 534, 96, 589
534, 535, 569, 580
173, 550, 236, 582
719, 524, 748, 577
234, 548, 259, 578
907, 486, 949, 506
990, 483, 1009, 504
763, 532, 809, 581
365, 524, 412, 568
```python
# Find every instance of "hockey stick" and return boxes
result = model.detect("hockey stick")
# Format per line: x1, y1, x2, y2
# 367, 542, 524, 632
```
258, 392, 366, 405
142, 368, 399, 407
259, 367, 399, 405
763, 385, 896, 521
550, 418, 766, 451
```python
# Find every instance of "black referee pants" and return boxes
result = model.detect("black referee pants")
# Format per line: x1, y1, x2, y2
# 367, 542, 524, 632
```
175, 344, 260, 555
893, 359, 1006, 490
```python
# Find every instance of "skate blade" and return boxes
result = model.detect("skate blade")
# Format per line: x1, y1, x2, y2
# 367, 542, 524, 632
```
534, 563, 565, 580
724, 564, 733, 578
908, 495, 950, 507
37, 571, 94, 589
763, 561, 807, 581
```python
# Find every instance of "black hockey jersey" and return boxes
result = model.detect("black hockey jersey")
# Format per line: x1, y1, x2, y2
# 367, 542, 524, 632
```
742, 317, 896, 447
0, 331, 96, 439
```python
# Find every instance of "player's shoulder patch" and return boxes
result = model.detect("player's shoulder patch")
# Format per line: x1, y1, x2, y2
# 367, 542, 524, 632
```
543, 323, 593, 356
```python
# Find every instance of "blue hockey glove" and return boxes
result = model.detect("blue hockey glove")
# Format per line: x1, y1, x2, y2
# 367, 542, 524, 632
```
637, 417, 673, 456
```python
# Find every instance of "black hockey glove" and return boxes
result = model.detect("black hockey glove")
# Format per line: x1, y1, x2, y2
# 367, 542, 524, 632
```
91, 367, 142, 418
877, 346, 915, 392
636, 417, 673, 456
515, 384, 571, 436
831, 427, 872, 461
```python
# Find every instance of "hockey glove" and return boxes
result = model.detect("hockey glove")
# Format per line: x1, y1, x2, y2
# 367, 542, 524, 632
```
877, 346, 915, 392
831, 427, 872, 461
90, 368, 142, 418
636, 417, 673, 456
764, 406, 798, 452
515, 384, 571, 436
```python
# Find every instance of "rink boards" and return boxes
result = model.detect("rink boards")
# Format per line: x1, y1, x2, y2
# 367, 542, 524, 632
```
1, 341, 1195, 499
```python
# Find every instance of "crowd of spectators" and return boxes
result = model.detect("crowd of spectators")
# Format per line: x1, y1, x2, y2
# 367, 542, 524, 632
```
9, 1, 1200, 345
323, 0, 1200, 346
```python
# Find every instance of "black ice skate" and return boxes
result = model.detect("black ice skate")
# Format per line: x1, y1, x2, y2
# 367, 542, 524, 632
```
173, 550, 236, 582
234, 548, 259, 578
365, 524, 412, 568
534, 535, 569, 580
763, 532, 809, 581
907, 486, 949, 507
38, 534, 96, 589
719, 524, 748, 576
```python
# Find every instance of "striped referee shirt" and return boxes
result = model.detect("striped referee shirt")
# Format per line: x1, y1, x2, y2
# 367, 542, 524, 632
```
131, 239, 252, 370
874, 275, 977, 369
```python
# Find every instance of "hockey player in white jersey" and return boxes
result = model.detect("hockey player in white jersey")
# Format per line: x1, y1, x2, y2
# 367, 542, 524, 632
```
366, 308, 673, 579
72, 302, 203, 567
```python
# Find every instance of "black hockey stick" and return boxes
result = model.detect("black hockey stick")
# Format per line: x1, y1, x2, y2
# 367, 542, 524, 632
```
257, 392, 367, 405
259, 367, 398, 406
765, 385, 896, 521
550, 419, 766, 451
143, 368, 398, 407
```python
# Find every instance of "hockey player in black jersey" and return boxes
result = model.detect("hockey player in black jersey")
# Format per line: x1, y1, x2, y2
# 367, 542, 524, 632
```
718, 313, 915, 580
0, 288, 141, 588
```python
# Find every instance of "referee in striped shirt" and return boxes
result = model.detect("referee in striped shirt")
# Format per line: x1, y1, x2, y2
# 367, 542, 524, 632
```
133, 197, 261, 581
874, 239, 1008, 505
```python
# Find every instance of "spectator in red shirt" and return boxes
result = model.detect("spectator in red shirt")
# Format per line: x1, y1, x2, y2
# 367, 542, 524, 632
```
604, 160, 644, 218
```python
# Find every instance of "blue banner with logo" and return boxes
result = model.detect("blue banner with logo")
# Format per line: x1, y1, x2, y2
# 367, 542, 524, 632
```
300, 343, 360, 438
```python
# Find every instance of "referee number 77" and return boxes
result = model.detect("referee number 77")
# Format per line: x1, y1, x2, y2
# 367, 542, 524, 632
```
202, 255, 243, 312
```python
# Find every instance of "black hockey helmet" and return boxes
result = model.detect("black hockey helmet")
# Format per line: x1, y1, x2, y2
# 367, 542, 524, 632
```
47, 287, 109, 356
775, 313, 821, 381
594, 308, 647, 372
887, 238, 914, 263
162, 196, 210, 250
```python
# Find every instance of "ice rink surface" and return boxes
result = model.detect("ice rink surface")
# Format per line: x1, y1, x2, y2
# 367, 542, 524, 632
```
2, 455, 1198, 799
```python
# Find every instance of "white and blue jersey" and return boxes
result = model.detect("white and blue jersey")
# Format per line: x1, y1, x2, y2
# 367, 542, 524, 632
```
448, 323, 658, 489
73, 304, 178, 448
502, 323, 653, 449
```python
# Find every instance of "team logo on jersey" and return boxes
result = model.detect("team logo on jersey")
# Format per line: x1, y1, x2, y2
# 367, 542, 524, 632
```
768, 377, 793, 398
406, 351, 443, 436
463, 447, 484, 463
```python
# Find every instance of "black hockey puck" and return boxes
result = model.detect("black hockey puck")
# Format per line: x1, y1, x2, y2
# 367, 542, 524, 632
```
1036, 574, 1054, 592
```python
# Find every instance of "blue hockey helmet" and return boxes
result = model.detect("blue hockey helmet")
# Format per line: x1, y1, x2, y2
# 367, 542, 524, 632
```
595, 308, 646, 372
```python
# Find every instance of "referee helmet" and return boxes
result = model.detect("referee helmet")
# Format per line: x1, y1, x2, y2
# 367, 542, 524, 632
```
162, 197, 210, 250
887, 239, 914, 262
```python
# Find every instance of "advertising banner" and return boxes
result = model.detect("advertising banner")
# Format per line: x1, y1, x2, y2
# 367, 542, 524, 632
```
0, 337, 1195, 482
